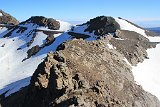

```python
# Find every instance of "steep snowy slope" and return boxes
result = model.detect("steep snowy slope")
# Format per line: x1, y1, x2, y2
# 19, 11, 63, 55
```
0, 17, 72, 96
132, 42, 160, 100
115, 18, 159, 41
0, 16, 103, 97
115, 17, 160, 100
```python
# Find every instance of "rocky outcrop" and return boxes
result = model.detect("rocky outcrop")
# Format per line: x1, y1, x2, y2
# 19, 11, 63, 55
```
1, 39, 160, 107
110, 30, 158, 65
27, 45, 40, 58
22, 16, 60, 30
68, 32, 91, 39
84, 16, 120, 36
0, 10, 19, 25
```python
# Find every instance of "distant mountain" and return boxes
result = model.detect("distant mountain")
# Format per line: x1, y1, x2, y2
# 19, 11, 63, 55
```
146, 27, 160, 34
0, 11, 160, 107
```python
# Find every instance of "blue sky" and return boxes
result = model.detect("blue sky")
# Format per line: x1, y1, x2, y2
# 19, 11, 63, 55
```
1, 0, 160, 27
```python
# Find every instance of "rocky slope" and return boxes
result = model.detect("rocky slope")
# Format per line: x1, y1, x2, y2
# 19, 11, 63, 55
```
0, 10, 19, 25
0, 12, 160, 107
1, 38, 160, 107
0, 14, 72, 96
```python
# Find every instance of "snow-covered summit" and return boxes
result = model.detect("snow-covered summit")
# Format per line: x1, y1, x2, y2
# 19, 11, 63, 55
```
0, 16, 72, 96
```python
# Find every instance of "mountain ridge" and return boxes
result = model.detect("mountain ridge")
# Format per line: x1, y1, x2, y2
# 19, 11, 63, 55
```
0, 10, 160, 107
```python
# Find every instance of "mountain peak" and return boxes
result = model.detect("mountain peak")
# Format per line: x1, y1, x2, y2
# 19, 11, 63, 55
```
83, 16, 120, 35
21, 16, 60, 30
0, 10, 19, 25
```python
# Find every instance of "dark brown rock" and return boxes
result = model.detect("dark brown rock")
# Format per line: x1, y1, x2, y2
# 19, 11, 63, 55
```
27, 45, 40, 58
22, 16, 60, 30
44, 35, 55, 46
84, 16, 120, 36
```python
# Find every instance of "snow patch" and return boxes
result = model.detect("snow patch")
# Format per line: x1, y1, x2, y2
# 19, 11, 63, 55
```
0, 21, 73, 96
115, 38, 125, 40
0, 12, 3, 16
132, 37, 160, 100
54, 20, 72, 38
115, 19, 160, 100
107, 43, 114, 49
29, 32, 48, 47
0, 37, 45, 90
123, 58, 131, 66
72, 24, 97, 39
58, 20, 72, 31
115, 18, 149, 39
0, 27, 7, 34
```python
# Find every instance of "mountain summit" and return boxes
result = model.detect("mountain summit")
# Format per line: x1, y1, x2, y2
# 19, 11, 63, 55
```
0, 11, 160, 107
0, 10, 19, 25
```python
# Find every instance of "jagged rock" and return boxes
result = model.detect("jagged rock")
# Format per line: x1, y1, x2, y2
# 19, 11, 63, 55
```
27, 32, 37, 47
114, 30, 149, 42
44, 35, 55, 46
0, 10, 19, 25
2, 39, 160, 107
110, 30, 158, 65
23, 16, 60, 30
27, 45, 40, 58
84, 16, 120, 35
